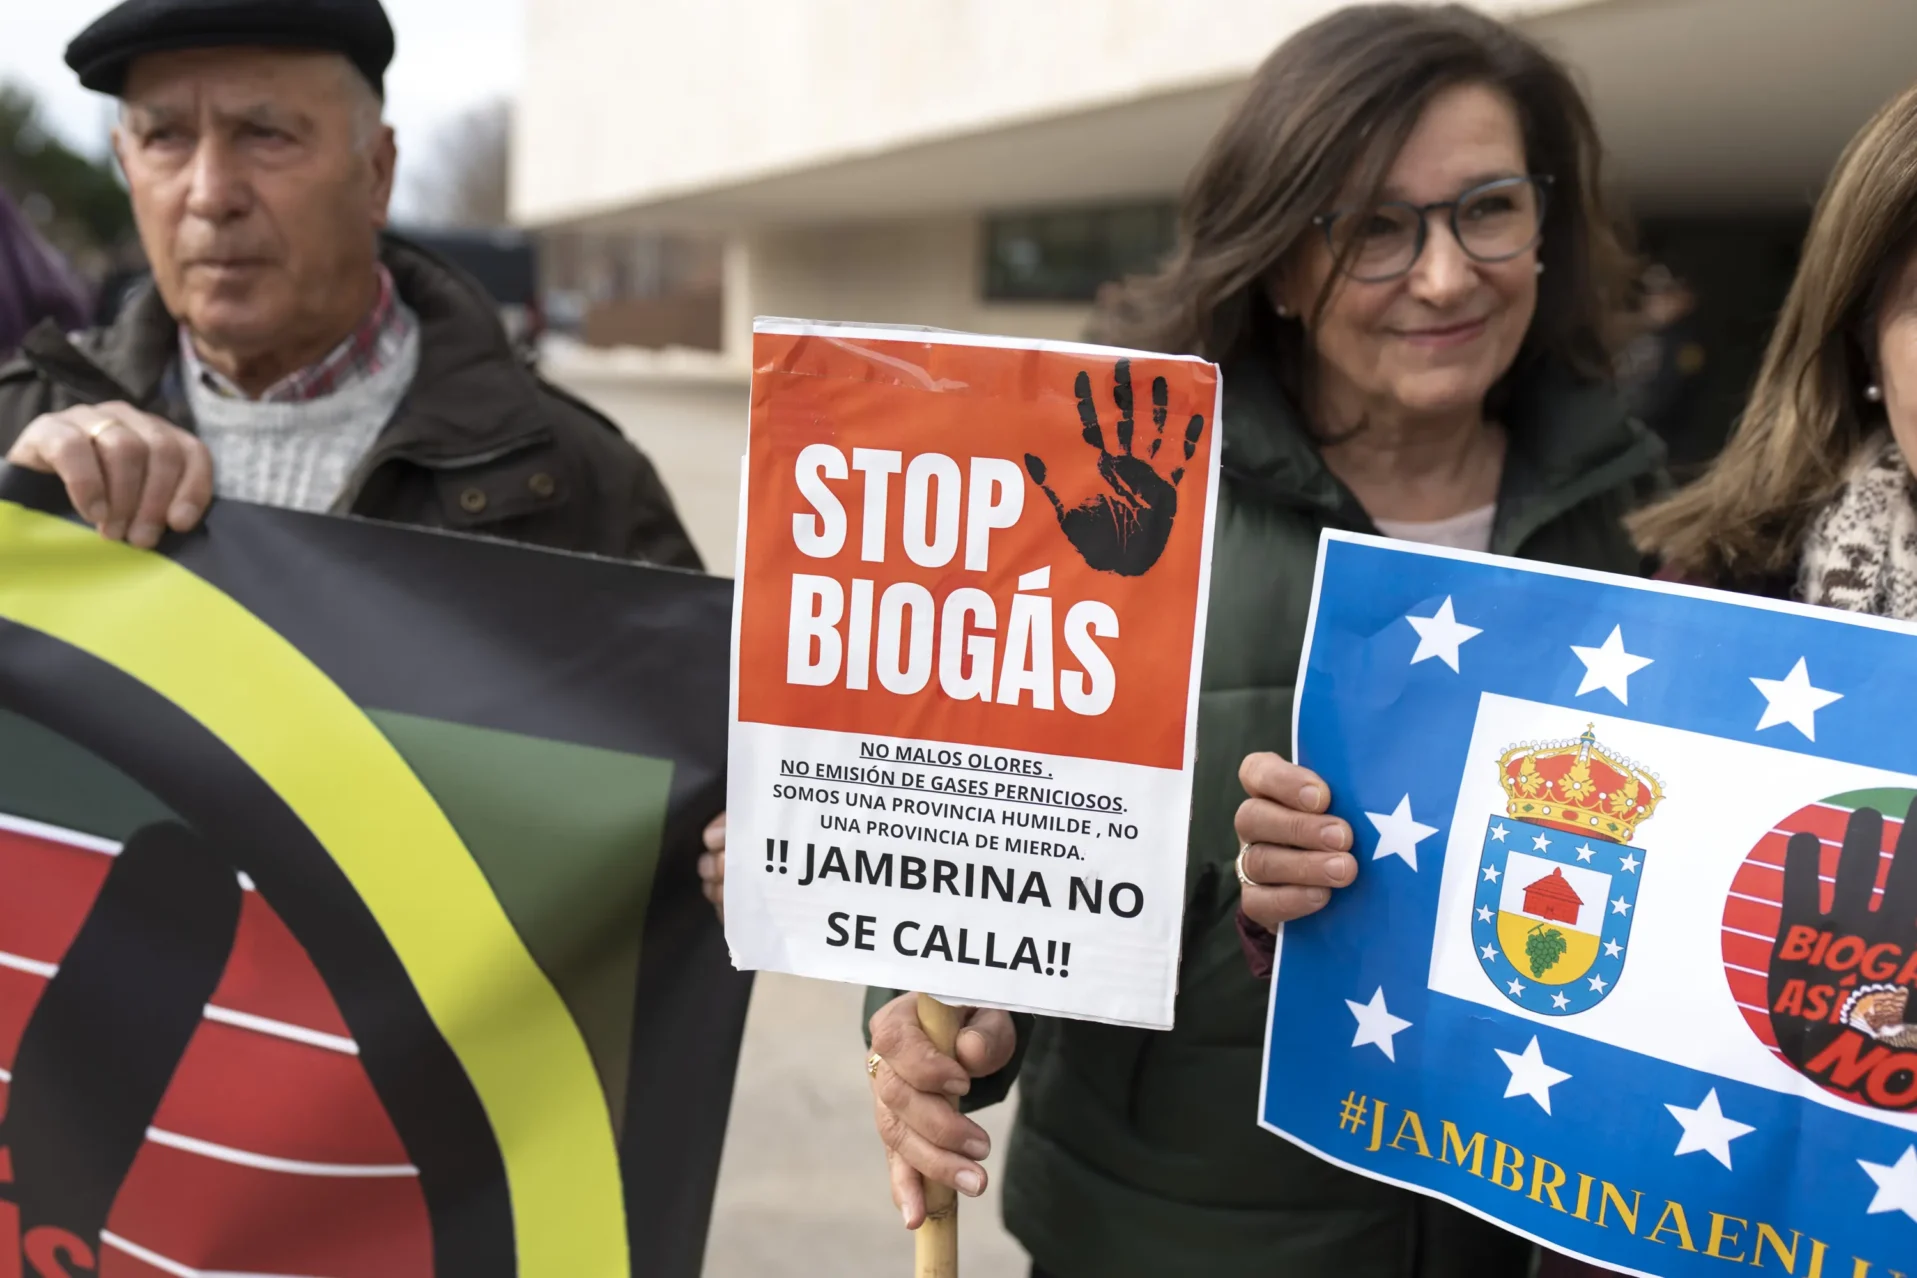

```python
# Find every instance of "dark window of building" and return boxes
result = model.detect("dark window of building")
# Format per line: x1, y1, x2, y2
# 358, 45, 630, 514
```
983, 203, 1177, 302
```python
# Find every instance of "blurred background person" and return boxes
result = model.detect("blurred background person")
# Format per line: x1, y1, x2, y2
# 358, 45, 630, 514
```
0, 185, 91, 356
863, 7, 1666, 1277
0, 77, 133, 352
1615, 261, 1711, 467
1617, 260, 1709, 440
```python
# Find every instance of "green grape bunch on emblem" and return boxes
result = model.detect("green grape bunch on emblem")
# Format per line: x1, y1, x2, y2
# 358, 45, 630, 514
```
1525, 924, 1569, 978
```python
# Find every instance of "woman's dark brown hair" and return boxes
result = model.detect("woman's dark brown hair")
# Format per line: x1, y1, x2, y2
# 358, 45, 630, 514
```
1629, 81, 1917, 581
1089, 3, 1634, 395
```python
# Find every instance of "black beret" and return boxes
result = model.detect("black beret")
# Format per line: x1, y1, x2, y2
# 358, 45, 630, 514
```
66, 0, 395, 98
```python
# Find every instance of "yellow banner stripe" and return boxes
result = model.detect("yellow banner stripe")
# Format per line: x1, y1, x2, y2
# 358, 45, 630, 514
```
0, 502, 625, 1273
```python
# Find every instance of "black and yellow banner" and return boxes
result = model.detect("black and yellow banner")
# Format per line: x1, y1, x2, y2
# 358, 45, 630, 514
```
0, 467, 746, 1277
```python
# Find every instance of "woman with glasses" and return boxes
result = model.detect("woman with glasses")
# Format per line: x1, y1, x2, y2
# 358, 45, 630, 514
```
863, 6, 1664, 1276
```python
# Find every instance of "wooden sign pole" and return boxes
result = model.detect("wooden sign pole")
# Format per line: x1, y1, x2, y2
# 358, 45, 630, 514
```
914, 992, 964, 1278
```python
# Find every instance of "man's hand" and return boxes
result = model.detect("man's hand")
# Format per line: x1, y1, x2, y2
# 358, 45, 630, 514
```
867, 993, 1015, 1228
699, 813, 726, 922
6, 402, 213, 548
1235, 752, 1357, 929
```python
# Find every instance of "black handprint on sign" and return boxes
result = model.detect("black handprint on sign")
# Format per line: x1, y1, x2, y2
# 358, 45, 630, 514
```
1767, 794, 1917, 1110
0, 821, 241, 1260
1024, 358, 1207, 577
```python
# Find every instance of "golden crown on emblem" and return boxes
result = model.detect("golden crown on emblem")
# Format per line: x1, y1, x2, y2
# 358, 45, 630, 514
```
1497, 724, 1664, 845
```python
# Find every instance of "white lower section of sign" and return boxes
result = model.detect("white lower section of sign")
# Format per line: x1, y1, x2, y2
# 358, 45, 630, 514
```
1429, 692, 1917, 1133
724, 721, 1189, 1028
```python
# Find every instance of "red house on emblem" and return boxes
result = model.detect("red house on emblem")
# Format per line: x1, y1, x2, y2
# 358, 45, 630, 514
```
1522, 867, 1583, 924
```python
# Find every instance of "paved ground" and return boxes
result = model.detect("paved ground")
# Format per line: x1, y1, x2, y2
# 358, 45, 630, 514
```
702, 973, 1029, 1277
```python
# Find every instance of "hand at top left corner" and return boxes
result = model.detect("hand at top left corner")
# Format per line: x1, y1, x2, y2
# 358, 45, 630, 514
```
6, 401, 212, 548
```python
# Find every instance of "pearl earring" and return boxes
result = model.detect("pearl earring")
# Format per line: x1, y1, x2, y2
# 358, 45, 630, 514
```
1274, 302, 1289, 317
1866, 383, 1884, 403
1535, 262, 1546, 275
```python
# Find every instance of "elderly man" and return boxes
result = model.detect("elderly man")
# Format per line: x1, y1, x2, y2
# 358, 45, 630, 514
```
0, 0, 697, 568
4, 0, 736, 909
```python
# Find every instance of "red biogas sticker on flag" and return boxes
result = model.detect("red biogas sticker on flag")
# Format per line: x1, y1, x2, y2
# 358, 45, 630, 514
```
1721, 789, 1917, 1111
723, 319, 1221, 1028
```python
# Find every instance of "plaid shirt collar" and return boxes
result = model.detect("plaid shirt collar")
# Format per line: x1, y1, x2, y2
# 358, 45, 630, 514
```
180, 265, 414, 403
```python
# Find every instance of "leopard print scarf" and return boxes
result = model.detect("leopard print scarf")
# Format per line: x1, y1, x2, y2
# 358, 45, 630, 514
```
1798, 431, 1917, 621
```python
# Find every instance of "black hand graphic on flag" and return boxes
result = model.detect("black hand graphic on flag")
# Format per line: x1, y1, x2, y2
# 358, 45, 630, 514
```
0, 822, 241, 1260
1024, 358, 1207, 577
1768, 795, 1917, 1108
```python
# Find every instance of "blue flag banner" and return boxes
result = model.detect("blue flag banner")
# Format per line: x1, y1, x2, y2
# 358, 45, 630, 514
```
1261, 532, 1917, 1277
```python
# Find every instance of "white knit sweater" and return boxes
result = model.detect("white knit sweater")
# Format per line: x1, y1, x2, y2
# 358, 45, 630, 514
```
185, 317, 421, 514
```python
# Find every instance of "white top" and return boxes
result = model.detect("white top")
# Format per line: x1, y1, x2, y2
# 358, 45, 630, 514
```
184, 315, 421, 514
1372, 501, 1497, 553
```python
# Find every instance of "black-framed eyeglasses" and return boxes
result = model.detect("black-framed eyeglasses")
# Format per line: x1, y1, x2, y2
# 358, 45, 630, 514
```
1312, 175, 1553, 283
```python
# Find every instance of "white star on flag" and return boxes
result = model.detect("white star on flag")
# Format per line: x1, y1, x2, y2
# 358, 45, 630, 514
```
1532, 833, 1551, 852
1366, 795, 1438, 870
1751, 657, 1843, 741
1481, 943, 1499, 961
1476, 905, 1495, 923
1575, 844, 1596, 863
1496, 1035, 1572, 1114
1346, 987, 1413, 1061
1551, 992, 1570, 1010
1507, 977, 1526, 997
1611, 895, 1632, 916
1603, 939, 1623, 958
1859, 1146, 1917, 1223
1570, 625, 1654, 705
1588, 973, 1608, 993
1482, 865, 1501, 883
1617, 853, 1639, 874
1665, 1089, 1755, 1170
1406, 597, 1482, 672
1490, 823, 1509, 843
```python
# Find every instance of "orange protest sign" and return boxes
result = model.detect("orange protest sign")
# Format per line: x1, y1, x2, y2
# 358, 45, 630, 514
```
725, 320, 1220, 1028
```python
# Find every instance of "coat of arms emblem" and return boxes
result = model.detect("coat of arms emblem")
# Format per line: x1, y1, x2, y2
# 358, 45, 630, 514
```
1472, 725, 1663, 1015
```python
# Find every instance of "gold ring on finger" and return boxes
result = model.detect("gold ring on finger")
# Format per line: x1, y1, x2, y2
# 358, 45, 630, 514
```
1235, 841, 1257, 889
86, 417, 121, 441
866, 1051, 883, 1079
